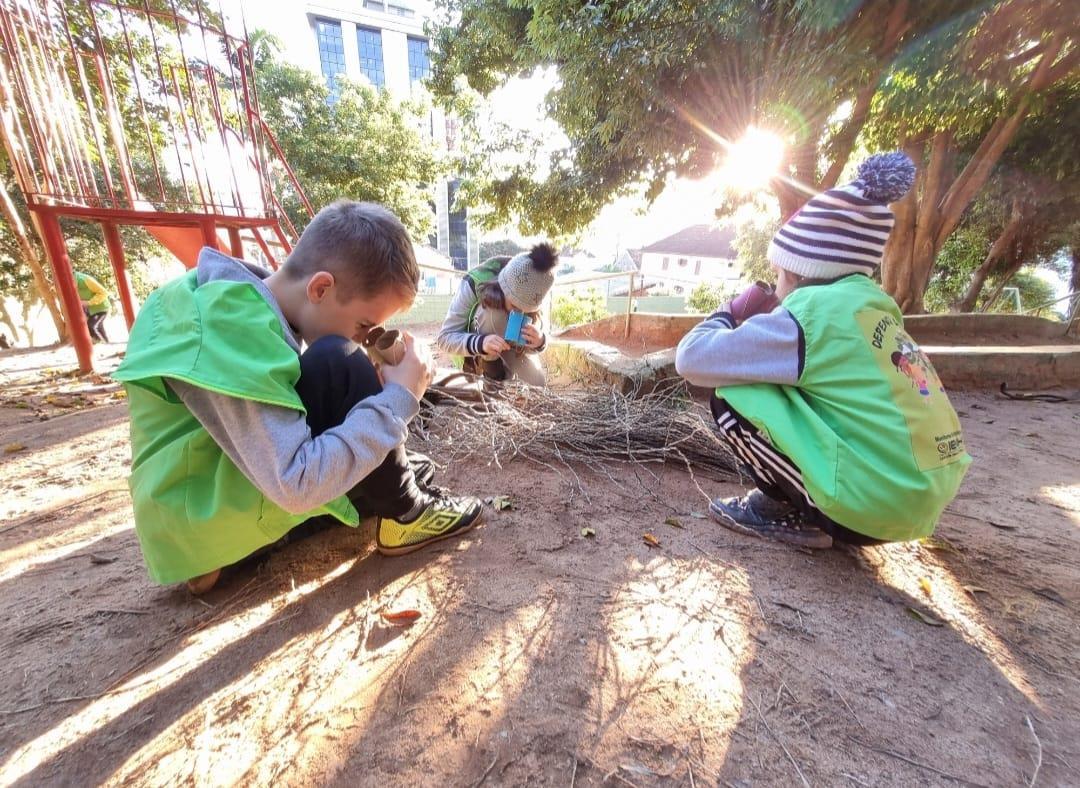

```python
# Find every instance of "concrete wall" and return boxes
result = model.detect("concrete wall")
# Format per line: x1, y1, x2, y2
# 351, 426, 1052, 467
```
904, 314, 1074, 346
558, 312, 701, 349
556, 311, 1080, 390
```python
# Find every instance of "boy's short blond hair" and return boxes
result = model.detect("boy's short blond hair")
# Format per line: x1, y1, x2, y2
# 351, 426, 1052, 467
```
282, 201, 419, 301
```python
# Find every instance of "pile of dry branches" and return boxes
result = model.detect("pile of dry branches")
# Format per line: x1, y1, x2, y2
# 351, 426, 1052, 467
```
412, 375, 741, 491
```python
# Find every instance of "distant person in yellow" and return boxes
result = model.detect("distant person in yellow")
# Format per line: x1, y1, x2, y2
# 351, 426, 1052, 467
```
75, 270, 111, 343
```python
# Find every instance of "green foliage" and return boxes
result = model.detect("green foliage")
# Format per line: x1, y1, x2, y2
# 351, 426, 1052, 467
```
992, 270, 1057, 316
429, 1, 981, 236
686, 282, 730, 314
731, 208, 780, 285
926, 226, 1065, 315
550, 289, 606, 328
479, 238, 525, 259
923, 75, 1080, 312
253, 34, 445, 242
1, 162, 162, 300
924, 226, 985, 312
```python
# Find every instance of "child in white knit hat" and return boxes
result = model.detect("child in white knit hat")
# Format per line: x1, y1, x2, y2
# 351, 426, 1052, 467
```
676, 152, 970, 549
437, 244, 558, 385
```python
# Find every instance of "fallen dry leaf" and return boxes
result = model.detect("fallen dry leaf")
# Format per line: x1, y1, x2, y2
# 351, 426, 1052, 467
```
380, 609, 422, 625
484, 495, 513, 511
906, 606, 945, 627
921, 535, 959, 553
4, 443, 26, 454
664, 516, 684, 529
918, 577, 933, 597
643, 533, 661, 548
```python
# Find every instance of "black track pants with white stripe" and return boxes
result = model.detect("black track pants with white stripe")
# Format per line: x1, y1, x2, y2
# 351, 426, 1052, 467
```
709, 394, 883, 546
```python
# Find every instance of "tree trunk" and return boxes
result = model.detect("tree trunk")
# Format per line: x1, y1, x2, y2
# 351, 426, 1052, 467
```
979, 260, 1024, 313
954, 200, 1023, 312
935, 35, 1064, 252
1070, 245, 1079, 296
881, 135, 925, 310
906, 131, 954, 313
880, 37, 1067, 314
0, 177, 66, 339
979, 229, 1032, 312
21, 300, 39, 345
0, 297, 19, 343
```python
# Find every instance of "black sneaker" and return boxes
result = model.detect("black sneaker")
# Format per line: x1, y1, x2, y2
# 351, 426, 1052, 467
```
406, 450, 436, 489
710, 489, 833, 549
376, 490, 483, 556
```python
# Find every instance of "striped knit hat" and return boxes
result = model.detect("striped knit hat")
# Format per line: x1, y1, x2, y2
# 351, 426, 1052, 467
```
767, 152, 916, 279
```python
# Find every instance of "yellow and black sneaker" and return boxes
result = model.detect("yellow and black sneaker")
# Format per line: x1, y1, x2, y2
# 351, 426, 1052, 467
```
376, 491, 483, 556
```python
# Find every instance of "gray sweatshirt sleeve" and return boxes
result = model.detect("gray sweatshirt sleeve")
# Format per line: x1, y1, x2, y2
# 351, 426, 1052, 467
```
437, 278, 487, 357
167, 378, 419, 514
674, 307, 805, 389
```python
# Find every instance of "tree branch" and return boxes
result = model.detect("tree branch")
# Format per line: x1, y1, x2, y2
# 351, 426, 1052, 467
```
934, 34, 1065, 251
821, 0, 912, 190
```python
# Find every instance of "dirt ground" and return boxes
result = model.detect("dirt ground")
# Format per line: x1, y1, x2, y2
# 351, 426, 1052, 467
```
1, 343, 1078, 787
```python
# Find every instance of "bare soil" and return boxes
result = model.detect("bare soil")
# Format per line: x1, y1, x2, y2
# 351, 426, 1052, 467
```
1, 343, 1078, 787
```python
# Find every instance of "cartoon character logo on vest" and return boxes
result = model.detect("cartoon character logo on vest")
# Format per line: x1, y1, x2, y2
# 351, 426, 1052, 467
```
890, 339, 943, 398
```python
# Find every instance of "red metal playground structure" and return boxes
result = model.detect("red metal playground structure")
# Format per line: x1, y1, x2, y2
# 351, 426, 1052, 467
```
0, 0, 314, 371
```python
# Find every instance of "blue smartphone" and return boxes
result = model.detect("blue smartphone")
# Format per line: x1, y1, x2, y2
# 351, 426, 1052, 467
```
504, 310, 529, 344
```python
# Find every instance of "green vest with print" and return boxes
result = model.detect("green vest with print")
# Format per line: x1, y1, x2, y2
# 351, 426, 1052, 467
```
112, 270, 358, 584
718, 275, 970, 541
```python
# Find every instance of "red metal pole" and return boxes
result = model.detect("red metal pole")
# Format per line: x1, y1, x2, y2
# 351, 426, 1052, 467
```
199, 218, 219, 250
270, 222, 292, 255
228, 226, 243, 258
34, 210, 94, 372
102, 222, 137, 330
250, 226, 279, 270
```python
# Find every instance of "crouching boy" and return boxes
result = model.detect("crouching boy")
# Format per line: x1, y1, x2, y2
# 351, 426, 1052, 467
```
676, 154, 970, 549
114, 201, 482, 592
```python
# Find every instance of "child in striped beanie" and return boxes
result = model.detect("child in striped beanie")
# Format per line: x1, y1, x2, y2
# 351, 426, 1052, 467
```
676, 152, 971, 549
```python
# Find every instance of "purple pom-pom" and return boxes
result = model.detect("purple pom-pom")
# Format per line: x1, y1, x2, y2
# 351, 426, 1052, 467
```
856, 152, 915, 203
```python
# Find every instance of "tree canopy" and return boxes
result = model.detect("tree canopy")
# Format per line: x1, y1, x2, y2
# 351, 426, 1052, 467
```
431, 0, 1078, 311
252, 33, 446, 242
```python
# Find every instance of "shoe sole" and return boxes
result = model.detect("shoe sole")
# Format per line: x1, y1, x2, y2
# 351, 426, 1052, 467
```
186, 568, 221, 595
376, 509, 484, 556
709, 502, 833, 550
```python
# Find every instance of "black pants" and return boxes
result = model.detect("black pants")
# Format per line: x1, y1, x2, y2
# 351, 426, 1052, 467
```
710, 394, 883, 546
85, 310, 108, 343
295, 335, 423, 520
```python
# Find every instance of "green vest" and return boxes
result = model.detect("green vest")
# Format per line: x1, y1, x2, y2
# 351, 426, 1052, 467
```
75, 272, 110, 315
463, 258, 505, 331
718, 275, 970, 541
113, 270, 358, 584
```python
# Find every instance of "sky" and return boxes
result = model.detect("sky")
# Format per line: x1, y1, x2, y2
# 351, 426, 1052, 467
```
481, 70, 737, 258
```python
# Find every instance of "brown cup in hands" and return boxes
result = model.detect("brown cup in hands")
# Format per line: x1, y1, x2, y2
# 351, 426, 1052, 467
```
363, 327, 406, 366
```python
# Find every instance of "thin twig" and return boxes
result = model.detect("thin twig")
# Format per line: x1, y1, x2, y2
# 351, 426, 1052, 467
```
470, 753, 498, 788
749, 693, 809, 788
841, 773, 872, 787
848, 736, 991, 787
1026, 715, 1043, 787
0, 691, 105, 716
